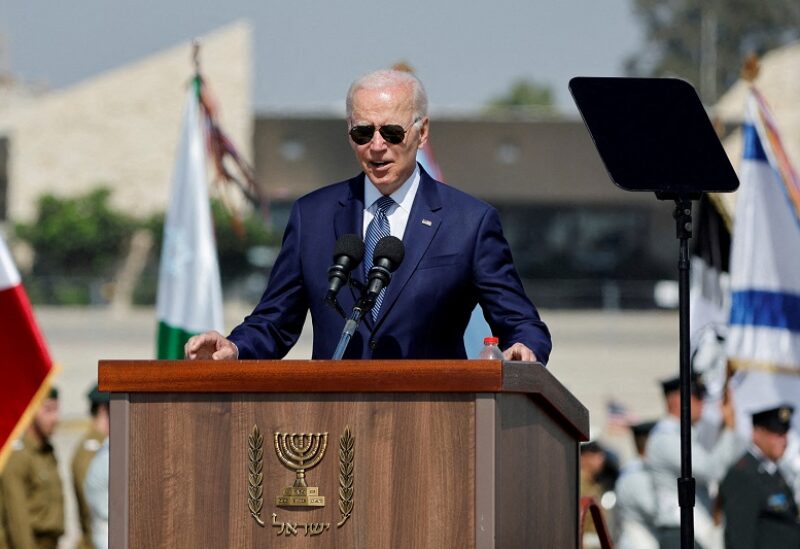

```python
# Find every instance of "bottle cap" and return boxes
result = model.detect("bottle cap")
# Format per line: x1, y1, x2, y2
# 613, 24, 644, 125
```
483, 336, 499, 345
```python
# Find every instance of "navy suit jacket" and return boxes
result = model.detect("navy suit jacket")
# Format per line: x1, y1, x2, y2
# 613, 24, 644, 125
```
229, 166, 551, 362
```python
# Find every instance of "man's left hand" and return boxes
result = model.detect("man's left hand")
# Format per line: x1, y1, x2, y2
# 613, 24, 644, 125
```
503, 342, 538, 362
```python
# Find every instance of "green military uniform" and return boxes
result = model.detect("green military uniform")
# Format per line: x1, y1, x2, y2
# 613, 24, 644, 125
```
0, 433, 64, 549
71, 428, 106, 549
0, 484, 10, 549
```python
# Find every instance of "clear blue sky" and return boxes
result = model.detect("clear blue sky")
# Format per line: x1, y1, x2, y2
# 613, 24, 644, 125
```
0, 1, 643, 113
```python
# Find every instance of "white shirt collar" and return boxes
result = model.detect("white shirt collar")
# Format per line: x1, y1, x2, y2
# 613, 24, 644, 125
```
364, 164, 420, 213
748, 444, 779, 474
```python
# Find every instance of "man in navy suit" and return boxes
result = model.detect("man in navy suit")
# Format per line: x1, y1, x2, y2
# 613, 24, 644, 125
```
185, 69, 550, 362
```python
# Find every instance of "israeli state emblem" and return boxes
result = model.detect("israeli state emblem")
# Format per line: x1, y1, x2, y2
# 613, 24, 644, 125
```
248, 425, 355, 534
274, 432, 328, 507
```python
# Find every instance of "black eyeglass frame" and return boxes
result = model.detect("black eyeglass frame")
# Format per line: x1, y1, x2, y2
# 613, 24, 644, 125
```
348, 116, 422, 145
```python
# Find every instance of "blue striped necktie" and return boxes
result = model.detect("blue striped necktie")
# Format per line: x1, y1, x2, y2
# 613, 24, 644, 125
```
364, 195, 395, 320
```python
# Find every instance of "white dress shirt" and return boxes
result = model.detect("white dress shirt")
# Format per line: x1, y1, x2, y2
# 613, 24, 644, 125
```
363, 164, 420, 241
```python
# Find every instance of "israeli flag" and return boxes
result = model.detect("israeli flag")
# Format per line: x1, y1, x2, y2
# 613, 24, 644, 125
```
727, 90, 800, 446
726, 92, 800, 373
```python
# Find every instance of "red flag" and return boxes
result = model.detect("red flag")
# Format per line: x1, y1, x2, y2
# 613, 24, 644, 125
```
0, 233, 55, 472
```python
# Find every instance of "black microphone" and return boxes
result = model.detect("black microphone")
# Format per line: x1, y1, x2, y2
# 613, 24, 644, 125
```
326, 234, 365, 303
365, 236, 405, 301
332, 236, 403, 359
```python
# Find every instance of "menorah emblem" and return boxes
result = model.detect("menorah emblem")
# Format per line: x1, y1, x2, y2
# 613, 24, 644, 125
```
274, 432, 328, 507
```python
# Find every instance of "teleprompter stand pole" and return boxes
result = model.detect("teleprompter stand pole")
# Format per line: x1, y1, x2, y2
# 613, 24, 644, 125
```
673, 197, 696, 549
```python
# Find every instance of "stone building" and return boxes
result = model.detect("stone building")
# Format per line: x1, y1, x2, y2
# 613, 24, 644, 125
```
0, 21, 252, 224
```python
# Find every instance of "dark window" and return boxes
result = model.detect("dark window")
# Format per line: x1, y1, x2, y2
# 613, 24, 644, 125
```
493, 203, 674, 308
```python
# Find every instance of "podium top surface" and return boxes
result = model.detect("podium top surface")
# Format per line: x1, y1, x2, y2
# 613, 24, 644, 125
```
99, 359, 589, 440
100, 359, 547, 393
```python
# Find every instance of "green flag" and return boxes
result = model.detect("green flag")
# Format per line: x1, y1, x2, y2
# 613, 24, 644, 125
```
155, 83, 223, 358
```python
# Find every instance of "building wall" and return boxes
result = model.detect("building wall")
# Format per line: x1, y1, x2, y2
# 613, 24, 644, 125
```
255, 114, 665, 204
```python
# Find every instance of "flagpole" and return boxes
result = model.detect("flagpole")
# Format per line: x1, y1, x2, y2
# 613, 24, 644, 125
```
192, 40, 201, 80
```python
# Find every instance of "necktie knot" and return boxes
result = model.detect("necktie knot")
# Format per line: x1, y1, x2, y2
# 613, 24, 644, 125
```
375, 195, 395, 215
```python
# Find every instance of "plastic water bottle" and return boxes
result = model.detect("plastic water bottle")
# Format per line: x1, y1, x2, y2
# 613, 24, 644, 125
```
478, 336, 504, 359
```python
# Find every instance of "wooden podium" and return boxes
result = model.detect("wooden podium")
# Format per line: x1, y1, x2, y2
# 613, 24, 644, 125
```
99, 359, 588, 549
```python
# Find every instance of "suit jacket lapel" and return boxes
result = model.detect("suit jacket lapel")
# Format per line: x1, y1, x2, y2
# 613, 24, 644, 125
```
333, 175, 366, 318
333, 175, 364, 239
373, 169, 442, 329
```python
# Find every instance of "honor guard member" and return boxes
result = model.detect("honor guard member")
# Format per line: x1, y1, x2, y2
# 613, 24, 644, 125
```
70, 385, 110, 549
614, 420, 658, 549
84, 440, 109, 549
0, 387, 64, 549
645, 374, 740, 549
719, 405, 800, 549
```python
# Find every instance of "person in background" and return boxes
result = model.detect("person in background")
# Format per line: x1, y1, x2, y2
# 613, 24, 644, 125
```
614, 420, 658, 549
70, 385, 110, 549
580, 440, 618, 548
84, 440, 109, 549
185, 68, 550, 363
645, 374, 739, 549
0, 489, 8, 549
0, 387, 64, 549
719, 405, 800, 549
580, 441, 607, 501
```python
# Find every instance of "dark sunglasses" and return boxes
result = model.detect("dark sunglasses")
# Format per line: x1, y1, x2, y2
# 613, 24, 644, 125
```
348, 117, 420, 145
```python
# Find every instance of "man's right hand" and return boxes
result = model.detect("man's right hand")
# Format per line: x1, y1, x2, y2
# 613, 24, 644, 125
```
184, 331, 239, 360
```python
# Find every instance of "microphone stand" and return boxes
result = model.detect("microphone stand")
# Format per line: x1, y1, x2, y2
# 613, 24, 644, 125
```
329, 237, 403, 360
332, 304, 366, 360
331, 281, 375, 360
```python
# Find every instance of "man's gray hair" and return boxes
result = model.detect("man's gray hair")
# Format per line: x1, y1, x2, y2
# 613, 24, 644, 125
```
346, 69, 429, 122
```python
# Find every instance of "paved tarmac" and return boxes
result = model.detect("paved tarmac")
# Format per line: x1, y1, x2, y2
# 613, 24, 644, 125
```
35, 303, 680, 547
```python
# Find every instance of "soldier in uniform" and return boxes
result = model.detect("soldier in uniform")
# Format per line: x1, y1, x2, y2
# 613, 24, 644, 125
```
70, 385, 109, 549
614, 420, 658, 549
719, 404, 800, 549
580, 439, 618, 548
0, 486, 9, 549
0, 387, 64, 549
84, 441, 109, 549
645, 374, 740, 549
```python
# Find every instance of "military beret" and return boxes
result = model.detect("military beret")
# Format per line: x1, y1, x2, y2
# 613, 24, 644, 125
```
660, 373, 706, 398
580, 440, 604, 454
87, 384, 110, 405
630, 420, 657, 438
752, 405, 794, 434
